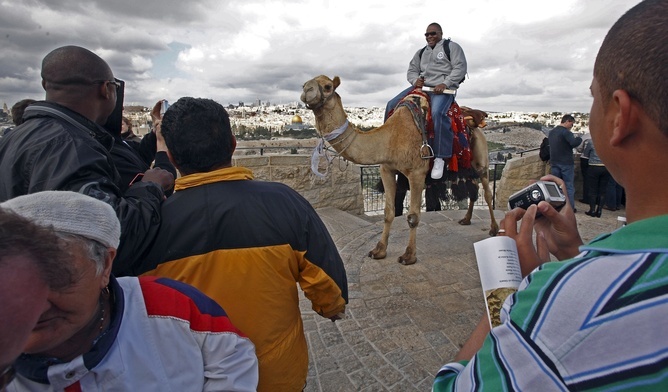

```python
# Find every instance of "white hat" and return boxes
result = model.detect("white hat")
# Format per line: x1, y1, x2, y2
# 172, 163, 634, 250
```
0, 191, 121, 248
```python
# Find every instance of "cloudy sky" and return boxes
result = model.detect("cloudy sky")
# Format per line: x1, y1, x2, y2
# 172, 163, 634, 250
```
1, 0, 641, 113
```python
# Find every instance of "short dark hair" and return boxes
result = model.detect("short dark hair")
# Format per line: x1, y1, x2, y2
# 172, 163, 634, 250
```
561, 114, 575, 123
11, 99, 36, 126
428, 22, 443, 32
594, 0, 668, 136
161, 97, 235, 175
0, 208, 73, 290
41, 46, 113, 92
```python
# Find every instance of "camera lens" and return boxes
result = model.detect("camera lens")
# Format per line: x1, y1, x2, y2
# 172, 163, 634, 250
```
530, 189, 542, 201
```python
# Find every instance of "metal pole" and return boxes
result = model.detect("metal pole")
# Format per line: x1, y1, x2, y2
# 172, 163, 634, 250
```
492, 164, 498, 210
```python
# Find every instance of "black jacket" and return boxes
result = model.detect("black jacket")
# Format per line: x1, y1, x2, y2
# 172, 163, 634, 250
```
0, 101, 163, 275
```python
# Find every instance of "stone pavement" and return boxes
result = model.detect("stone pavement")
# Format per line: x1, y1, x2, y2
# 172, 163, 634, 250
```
300, 201, 626, 391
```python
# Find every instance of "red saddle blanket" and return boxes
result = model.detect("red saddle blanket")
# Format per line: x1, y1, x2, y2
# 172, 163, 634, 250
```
390, 89, 471, 174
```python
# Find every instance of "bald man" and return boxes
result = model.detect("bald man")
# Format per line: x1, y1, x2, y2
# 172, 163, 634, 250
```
0, 46, 172, 275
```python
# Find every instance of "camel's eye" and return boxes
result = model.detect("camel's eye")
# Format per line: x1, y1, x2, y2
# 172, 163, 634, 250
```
324, 84, 332, 92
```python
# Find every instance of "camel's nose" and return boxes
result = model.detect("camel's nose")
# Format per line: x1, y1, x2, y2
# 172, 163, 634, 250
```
301, 82, 317, 103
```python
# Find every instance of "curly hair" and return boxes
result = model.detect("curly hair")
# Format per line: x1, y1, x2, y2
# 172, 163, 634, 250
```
11, 99, 36, 126
160, 97, 235, 175
594, 0, 668, 136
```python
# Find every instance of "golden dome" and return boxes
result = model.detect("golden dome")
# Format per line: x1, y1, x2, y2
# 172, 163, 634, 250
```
291, 115, 303, 124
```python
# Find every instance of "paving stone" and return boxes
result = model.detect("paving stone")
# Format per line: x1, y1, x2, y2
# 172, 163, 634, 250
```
348, 369, 380, 390
338, 355, 365, 374
372, 365, 405, 388
322, 330, 346, 346
327, 343, 355, 359
318, 371, 356, 392
372, 338, 400, 355
385, 349, 414, 368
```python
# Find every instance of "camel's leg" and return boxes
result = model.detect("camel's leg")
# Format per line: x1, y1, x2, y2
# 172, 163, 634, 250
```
458, 195, 475, 226
369, 165, 396, 259
481, 175, 499, 236
398, 171, 425, 265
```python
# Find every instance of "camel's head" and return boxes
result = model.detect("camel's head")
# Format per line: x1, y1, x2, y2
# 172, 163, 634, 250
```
301, 75, 340, 110
461, 106, 488, 129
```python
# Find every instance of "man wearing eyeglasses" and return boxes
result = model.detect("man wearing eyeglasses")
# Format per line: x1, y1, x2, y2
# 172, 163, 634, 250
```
0, 46, 173, 276
385, 22, 467, 180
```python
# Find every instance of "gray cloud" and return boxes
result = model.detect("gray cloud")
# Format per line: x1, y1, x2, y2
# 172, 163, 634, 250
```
0, 0, 641, 113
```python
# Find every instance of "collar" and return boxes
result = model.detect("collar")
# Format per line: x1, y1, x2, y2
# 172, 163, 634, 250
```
14, 276, 125, 384
23, 101, 114, 151
581, 214, 668, 254
174, 166, 254, 192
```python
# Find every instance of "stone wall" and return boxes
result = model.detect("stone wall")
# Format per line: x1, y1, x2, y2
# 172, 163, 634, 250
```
232, 154, 364, 214
495, 152, 582, 210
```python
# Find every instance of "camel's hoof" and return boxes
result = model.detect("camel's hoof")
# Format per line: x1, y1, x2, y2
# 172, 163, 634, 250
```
397, 256, 417, 265
458, 218, 472, 226
368, 249, 387, 259
489, 227, 499, 237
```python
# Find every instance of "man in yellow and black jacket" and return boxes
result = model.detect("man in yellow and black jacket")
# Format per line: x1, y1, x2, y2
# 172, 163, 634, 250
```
140, 97, 348, 392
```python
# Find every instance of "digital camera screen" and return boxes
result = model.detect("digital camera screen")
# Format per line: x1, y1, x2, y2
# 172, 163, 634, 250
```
545, 183, 561, 198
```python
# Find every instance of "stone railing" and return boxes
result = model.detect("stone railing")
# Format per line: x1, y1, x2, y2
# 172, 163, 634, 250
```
232, 154, 364, 214
229, 143, 582, 216
495, 151, 582, 209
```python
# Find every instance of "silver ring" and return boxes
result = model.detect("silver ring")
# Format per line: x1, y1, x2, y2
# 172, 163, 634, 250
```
497, 229, 506, 234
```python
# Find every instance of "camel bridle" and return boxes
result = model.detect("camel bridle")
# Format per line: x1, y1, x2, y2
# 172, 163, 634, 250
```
305, 82, 337, 111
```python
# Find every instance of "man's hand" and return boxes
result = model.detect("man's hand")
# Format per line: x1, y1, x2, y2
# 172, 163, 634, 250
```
534, 175, 583, 260
433, 83, 448, 93
501, 205, 550, 277
415, 77, 425, 89
150, 100, 166, 124
141, 167, 174, 192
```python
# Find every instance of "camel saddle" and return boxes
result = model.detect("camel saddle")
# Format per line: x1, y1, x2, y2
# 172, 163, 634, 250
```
389, 88, 472, 174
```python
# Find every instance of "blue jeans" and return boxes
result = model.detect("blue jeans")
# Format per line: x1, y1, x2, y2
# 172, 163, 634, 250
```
385, 87, 455, 158
550, 163, 576, 208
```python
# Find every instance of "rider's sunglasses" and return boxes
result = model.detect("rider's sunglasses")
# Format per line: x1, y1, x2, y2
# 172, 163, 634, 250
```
424, 31, 439, 37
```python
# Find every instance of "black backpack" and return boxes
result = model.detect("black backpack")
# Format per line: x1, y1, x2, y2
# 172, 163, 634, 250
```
419, 39, 466, 84
539, 137, 550, 162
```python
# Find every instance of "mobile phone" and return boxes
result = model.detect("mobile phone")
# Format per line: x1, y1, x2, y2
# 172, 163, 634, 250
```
160, 100, 170, 116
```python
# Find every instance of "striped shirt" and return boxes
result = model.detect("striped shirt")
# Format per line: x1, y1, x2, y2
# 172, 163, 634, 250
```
434, 214, 668, 391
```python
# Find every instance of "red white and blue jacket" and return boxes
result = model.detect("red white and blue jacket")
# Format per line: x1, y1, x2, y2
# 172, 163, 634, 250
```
9, 276, 258, 391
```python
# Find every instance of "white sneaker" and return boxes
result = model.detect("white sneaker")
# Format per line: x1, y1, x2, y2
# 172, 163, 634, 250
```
431, 158, 445, 179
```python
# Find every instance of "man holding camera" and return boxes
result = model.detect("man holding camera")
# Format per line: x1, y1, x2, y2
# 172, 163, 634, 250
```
433, 1, 668, 390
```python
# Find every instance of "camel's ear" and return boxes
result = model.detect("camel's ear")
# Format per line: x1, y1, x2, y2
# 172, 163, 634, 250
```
332, 76, 341, 90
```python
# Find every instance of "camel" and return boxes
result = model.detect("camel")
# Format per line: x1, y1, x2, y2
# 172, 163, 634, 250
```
457, 107, 499, 237
301, 75, 498, 265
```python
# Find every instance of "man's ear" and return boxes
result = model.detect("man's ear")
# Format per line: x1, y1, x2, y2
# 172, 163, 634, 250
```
99, 83, 112, 100
609, 89, 638, 147
100, 248, 116, 288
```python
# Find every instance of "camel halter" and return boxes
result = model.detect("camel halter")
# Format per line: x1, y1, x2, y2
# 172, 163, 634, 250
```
304, 83, 337, 111
310, 119, 354, 178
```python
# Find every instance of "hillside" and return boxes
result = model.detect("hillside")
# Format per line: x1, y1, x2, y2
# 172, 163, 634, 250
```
483, 125, 546, 150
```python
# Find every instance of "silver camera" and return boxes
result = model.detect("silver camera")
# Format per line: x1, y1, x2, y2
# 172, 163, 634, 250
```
507, 181, 566, 212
